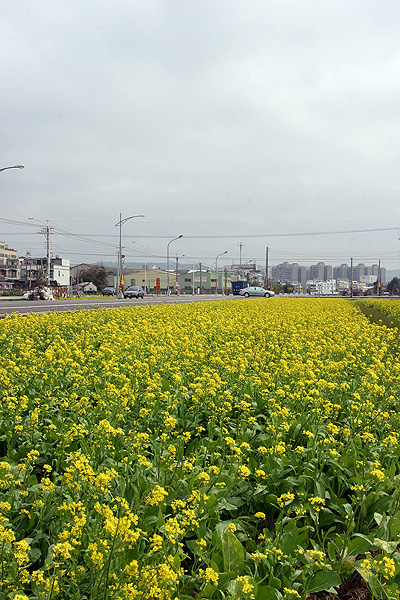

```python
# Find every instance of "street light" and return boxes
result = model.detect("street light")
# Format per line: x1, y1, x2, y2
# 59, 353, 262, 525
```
167, 235, 183, 295
240, 259, 253, 281
215, 251, 228, 295
28, 217, 51, 285
115, 213, 145, 299
132, 241, 147, 293
0, 164, 24, 173
182, 255, 198, 295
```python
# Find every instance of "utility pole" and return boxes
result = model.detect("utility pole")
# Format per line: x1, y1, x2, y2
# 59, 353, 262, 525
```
238, 241, 244, 279
265, 246, 269, 287
46, 224, 50, 285
175, 256, 179, 295
199, 262, 202, 295
224, 268, 227, 295
377, 260, 381, 296
350, 258, 353, 297
26, 250, 31, 289
29, 218, 52, 286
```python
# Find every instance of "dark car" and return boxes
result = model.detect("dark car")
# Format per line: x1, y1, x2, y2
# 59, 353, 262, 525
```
124, 285, 144, 299
102, 286, 116, 296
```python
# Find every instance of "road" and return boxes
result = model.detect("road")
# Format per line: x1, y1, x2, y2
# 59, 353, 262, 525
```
0, 294, 239, 318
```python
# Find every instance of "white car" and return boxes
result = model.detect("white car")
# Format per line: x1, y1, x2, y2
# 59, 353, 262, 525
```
239, 286, 275, 298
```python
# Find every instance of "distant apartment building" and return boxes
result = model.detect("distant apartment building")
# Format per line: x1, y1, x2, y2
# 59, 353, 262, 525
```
271, 260, 386, 287
333, 264, 350, 280
271, 262, 291, 282
349, 263, 387, 285
352, 263, 365, 282
288, 263, 300, 283
273, 261, 332, 283
309, 262, 326, 281
324, 264, 333, 280
372, 264, 387, 284
299, 266, 307, 285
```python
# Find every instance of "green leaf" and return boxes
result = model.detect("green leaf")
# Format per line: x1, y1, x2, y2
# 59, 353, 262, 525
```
347, 533, 374, 557
327, 541, 338, 561
280, 532, 296, 555
211, 552, 223, 569
221, 530, 245, 573
307, 571, 342, 594
268, 575, 281, 589
218, 571, 236, 585
226, 496, 246, 508
219, 498, 241, 511
203, 583, 217, 598
360, 492, 380, 519
373, 538, 398, 554
257, 586, 283, 600
388, 511, 400, 538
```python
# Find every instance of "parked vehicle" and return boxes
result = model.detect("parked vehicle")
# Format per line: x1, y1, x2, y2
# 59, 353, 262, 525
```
232, 280, 248, 295
102, 286, 116, 296
239, 286, 275, 298
124, 285, 144, 299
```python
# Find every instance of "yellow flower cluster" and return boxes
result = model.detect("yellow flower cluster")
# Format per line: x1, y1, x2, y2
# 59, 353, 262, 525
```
1, 298, 400, 598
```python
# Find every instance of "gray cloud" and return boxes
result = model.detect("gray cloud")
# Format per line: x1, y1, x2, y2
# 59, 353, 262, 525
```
1, 0, 400, 268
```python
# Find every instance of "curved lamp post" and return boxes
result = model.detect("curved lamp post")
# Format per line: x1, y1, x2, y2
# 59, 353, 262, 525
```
28, 217, 51, 285
0, 164, 24, 173
115, 213, 145, 299
132, 240, 147, 293
182, 255, 198, 295
215, 251, 228, 295
167, 235, 183, 295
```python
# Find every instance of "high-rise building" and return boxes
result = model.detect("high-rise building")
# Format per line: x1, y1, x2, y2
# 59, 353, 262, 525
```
324, 265, 333, 280
353, 263, 365, 281
288, 263, 300, 283
299, 266, 307, 285
309, 262, 325, 280
334, 264, 350, 280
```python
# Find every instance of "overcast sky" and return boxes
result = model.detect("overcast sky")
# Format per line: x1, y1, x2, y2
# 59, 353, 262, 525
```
1, 0, 400, 270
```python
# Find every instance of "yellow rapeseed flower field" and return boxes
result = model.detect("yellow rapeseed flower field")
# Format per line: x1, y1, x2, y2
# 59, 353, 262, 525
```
1, 298, 400, 599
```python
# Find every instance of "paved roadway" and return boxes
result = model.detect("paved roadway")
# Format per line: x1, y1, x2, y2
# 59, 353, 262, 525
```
0, 294, 239, 318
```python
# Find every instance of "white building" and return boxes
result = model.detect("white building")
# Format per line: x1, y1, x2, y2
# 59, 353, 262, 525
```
51, 258, 70, 286
308, 279, 338, 295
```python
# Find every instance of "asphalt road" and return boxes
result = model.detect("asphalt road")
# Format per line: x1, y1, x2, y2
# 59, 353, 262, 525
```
0, 294, 239, 318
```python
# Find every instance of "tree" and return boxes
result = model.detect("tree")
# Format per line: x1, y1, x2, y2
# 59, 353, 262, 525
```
386, 277, 400, 295
79, 265, 109, 289
272, 283, 283, 295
